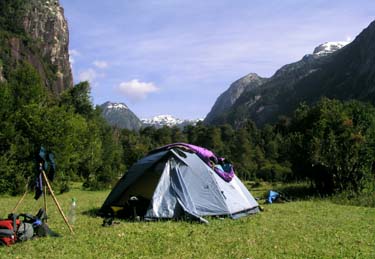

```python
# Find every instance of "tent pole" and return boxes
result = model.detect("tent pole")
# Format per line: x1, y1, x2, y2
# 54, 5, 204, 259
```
41, 170, 74, 234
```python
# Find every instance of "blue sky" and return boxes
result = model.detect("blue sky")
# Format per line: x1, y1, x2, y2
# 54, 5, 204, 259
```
60, 0, 375, 119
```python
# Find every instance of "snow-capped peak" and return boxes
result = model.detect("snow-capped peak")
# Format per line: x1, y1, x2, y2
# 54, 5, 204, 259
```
106, 102, 128, 110
142, 115, 183, 126
142, 115, 202, 128
313, 41, 349, 56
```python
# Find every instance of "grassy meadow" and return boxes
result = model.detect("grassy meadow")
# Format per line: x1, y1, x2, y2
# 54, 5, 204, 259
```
0, 183, 374, 259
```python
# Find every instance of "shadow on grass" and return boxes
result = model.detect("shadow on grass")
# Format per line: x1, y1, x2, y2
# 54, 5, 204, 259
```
82, 207, 101, 217
81, 207, 211, 225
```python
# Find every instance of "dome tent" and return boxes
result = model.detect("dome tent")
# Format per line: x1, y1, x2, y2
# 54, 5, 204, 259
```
99, 143, 259, 222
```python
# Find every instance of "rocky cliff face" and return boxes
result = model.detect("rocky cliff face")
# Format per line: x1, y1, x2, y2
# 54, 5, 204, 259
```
23, 0, 73, 93
0, 0, 72, 94
204, 73, 267, 124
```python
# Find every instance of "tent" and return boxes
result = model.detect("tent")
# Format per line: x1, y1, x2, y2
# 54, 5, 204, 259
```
99, 143, 259, 222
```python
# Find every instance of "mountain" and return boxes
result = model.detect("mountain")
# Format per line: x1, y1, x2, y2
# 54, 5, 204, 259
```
0, 0, 73, 94
204, 73, 267, 124
142, 115, 202, 128
204, 42, 340, 125
100, 102, 143, 131
101, 103, 201, 130
205, 20, 375, 127
312, 41, 349, 57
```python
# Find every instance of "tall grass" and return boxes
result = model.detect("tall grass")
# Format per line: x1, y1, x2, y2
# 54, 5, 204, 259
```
330, 191, 375, 208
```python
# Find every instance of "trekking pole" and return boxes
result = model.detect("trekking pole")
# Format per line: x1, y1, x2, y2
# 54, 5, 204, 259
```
12, 190, 28, 213
12, 177, 30, 213
43, 185, 48, 222
41, 170, 74, 234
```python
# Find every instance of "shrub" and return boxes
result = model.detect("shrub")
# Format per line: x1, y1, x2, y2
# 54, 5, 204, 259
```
286, 98, 375, 194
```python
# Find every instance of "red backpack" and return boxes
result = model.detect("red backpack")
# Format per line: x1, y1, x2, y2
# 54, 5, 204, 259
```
0, 215, 21, 246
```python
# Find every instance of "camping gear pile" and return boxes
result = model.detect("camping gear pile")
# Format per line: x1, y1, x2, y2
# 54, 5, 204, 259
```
0, 209, 59, 246
0, 147, 71, 247
99, 143, 259, 223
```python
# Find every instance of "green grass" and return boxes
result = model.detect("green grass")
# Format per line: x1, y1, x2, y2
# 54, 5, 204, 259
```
0, 184, 374, 259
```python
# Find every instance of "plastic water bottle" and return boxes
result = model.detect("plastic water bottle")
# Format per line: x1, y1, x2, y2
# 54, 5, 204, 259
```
68, 197, 77, 224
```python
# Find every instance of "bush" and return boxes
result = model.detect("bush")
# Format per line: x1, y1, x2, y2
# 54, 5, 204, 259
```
286, 99, 375, 194
256, 162, 292, 182
331, 190, 375, 207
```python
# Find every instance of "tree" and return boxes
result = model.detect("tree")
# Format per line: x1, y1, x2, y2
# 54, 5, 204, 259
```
0, 64, 128, 193
154, 126, 173, 146
8, 62, 47, 109
287, 98, 375, 193
171, 127, 187, 143
59, 81, 94, 118
231, 128, 257, 180
219, 124, 235, 157
0, 0, 28, 34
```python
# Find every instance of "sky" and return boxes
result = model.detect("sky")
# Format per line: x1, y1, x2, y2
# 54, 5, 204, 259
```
59, 0, 375, 120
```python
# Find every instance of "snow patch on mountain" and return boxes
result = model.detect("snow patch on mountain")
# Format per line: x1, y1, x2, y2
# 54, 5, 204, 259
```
106, 102, 128, 110
142, 115, 202, 128
313, 41, 349, 56
142, 115, 183, 126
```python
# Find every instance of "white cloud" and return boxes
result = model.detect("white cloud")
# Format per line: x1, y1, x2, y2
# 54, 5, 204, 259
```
69, 49, 80, 55
69, 49, 80, 56
78, 68, 97, 83
69, 49, 80, 66
93, 60, 109, 69
69, 56, 75, 65
117, 79, 159, 101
